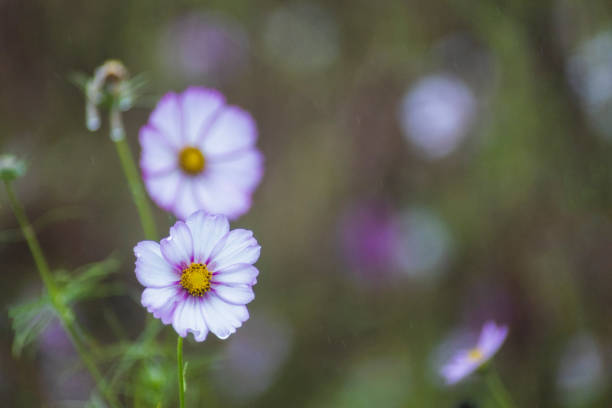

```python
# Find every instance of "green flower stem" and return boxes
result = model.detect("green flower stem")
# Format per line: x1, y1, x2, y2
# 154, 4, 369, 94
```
4, 181, 119, 408
177, 335, 186, 408
485, 369, 516, 408
110, 107, 158, 241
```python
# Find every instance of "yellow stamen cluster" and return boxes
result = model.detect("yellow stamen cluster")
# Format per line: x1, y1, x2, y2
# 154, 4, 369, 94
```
179, 146, 205, 175
467, 348, 484, 362
180, 263, 212, 296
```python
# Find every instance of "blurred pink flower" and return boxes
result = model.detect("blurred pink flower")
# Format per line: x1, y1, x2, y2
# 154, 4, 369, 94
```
339, 202, 399, 277
134, 211, 261, 341
159, 13, 249, 82
440, 321, 508, 385
140, 86, 263, 220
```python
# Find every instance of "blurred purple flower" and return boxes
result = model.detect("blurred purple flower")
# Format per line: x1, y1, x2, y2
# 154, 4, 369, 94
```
39, 322, 93, 402
440, 321, 508, 385
398, 74, 476, 159
159, 13, 249, 82
339, 202, 400, 278
140, 86, 263, 220
134, 211, 261, 341
339, 203, 452, 282
215, 314, 293, 402
39, 321, 72, 354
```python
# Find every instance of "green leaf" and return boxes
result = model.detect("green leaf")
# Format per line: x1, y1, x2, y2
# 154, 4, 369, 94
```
8, 294, 55, 357
62, 254, 123, 304
68, 72, 90, 92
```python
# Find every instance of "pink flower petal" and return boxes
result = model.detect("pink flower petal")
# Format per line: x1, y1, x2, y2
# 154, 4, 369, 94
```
185, 211, 230, 263
201, 295, 238, 339
181, 87, 225, 145
207, 295, 248, 327
148, 92, 183, 148
479, 322, 508, 359
212, 263, 259, 285
141, 286, 182, 325
172, 296, 209, 341
172, 178, 202, 220
200, 106, 257, 156
139, 125, 178, 176
209, 229, 261, 271
144, 168, 182, 211
161, 221, 194, 269
206, 149, 263, 192
134, 241, 179, 288
193, 175, 253, 220
212, 283, 255, 305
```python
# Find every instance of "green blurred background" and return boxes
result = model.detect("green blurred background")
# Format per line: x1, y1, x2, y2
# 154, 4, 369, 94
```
2, 0, 612, 406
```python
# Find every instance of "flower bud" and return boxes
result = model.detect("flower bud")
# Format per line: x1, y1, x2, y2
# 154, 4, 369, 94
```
0, 155, 26, 181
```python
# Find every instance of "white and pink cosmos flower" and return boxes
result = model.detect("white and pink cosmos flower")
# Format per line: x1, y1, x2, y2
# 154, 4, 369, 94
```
139, 87, 263, 220
134, 210, 260, 341
441, 321, 508, 385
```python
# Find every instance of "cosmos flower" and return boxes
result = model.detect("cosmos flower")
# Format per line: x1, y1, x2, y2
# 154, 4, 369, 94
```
134, 210, 260, 341
440, 321, 508, 385
139, 87, 263, 220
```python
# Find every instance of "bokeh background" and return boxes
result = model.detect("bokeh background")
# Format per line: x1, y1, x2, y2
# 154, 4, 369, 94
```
2, 0, 612, 406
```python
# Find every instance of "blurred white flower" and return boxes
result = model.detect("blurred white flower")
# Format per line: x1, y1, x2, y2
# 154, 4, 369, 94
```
398, 75, 476, 159
262, 2, 340, 75
567, 30, 612, 138
556, 333, 606, 406
394, 207, 452, 279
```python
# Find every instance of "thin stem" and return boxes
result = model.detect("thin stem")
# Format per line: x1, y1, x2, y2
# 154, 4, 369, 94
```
177, 335, 186, 408
4, 181, 119, 408
485, 369, 516, 408
110, 108, 158, 240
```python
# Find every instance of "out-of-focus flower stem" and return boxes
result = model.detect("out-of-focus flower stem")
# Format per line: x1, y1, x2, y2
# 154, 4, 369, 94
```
3, 180, 120, 408
177, 336, 186, 408
110, 107, 158, 241
485, 369, 516, 408
108, 104, 163, 395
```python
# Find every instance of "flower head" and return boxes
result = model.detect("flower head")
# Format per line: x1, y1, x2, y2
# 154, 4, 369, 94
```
440, 321, 508, 385
140, 87, 263, 220
134, 210, 260, 341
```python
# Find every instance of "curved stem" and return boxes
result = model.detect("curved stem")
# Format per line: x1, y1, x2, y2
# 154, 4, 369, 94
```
110, 108, 158, 240
485, 369, 516, 408
177, 335, 186, 408
4, 181, 119, 408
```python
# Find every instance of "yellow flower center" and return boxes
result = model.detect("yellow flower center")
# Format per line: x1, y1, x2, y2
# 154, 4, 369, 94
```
179, 147, 205, 175
180, 263, 212, 296
467, 348, 484, 362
